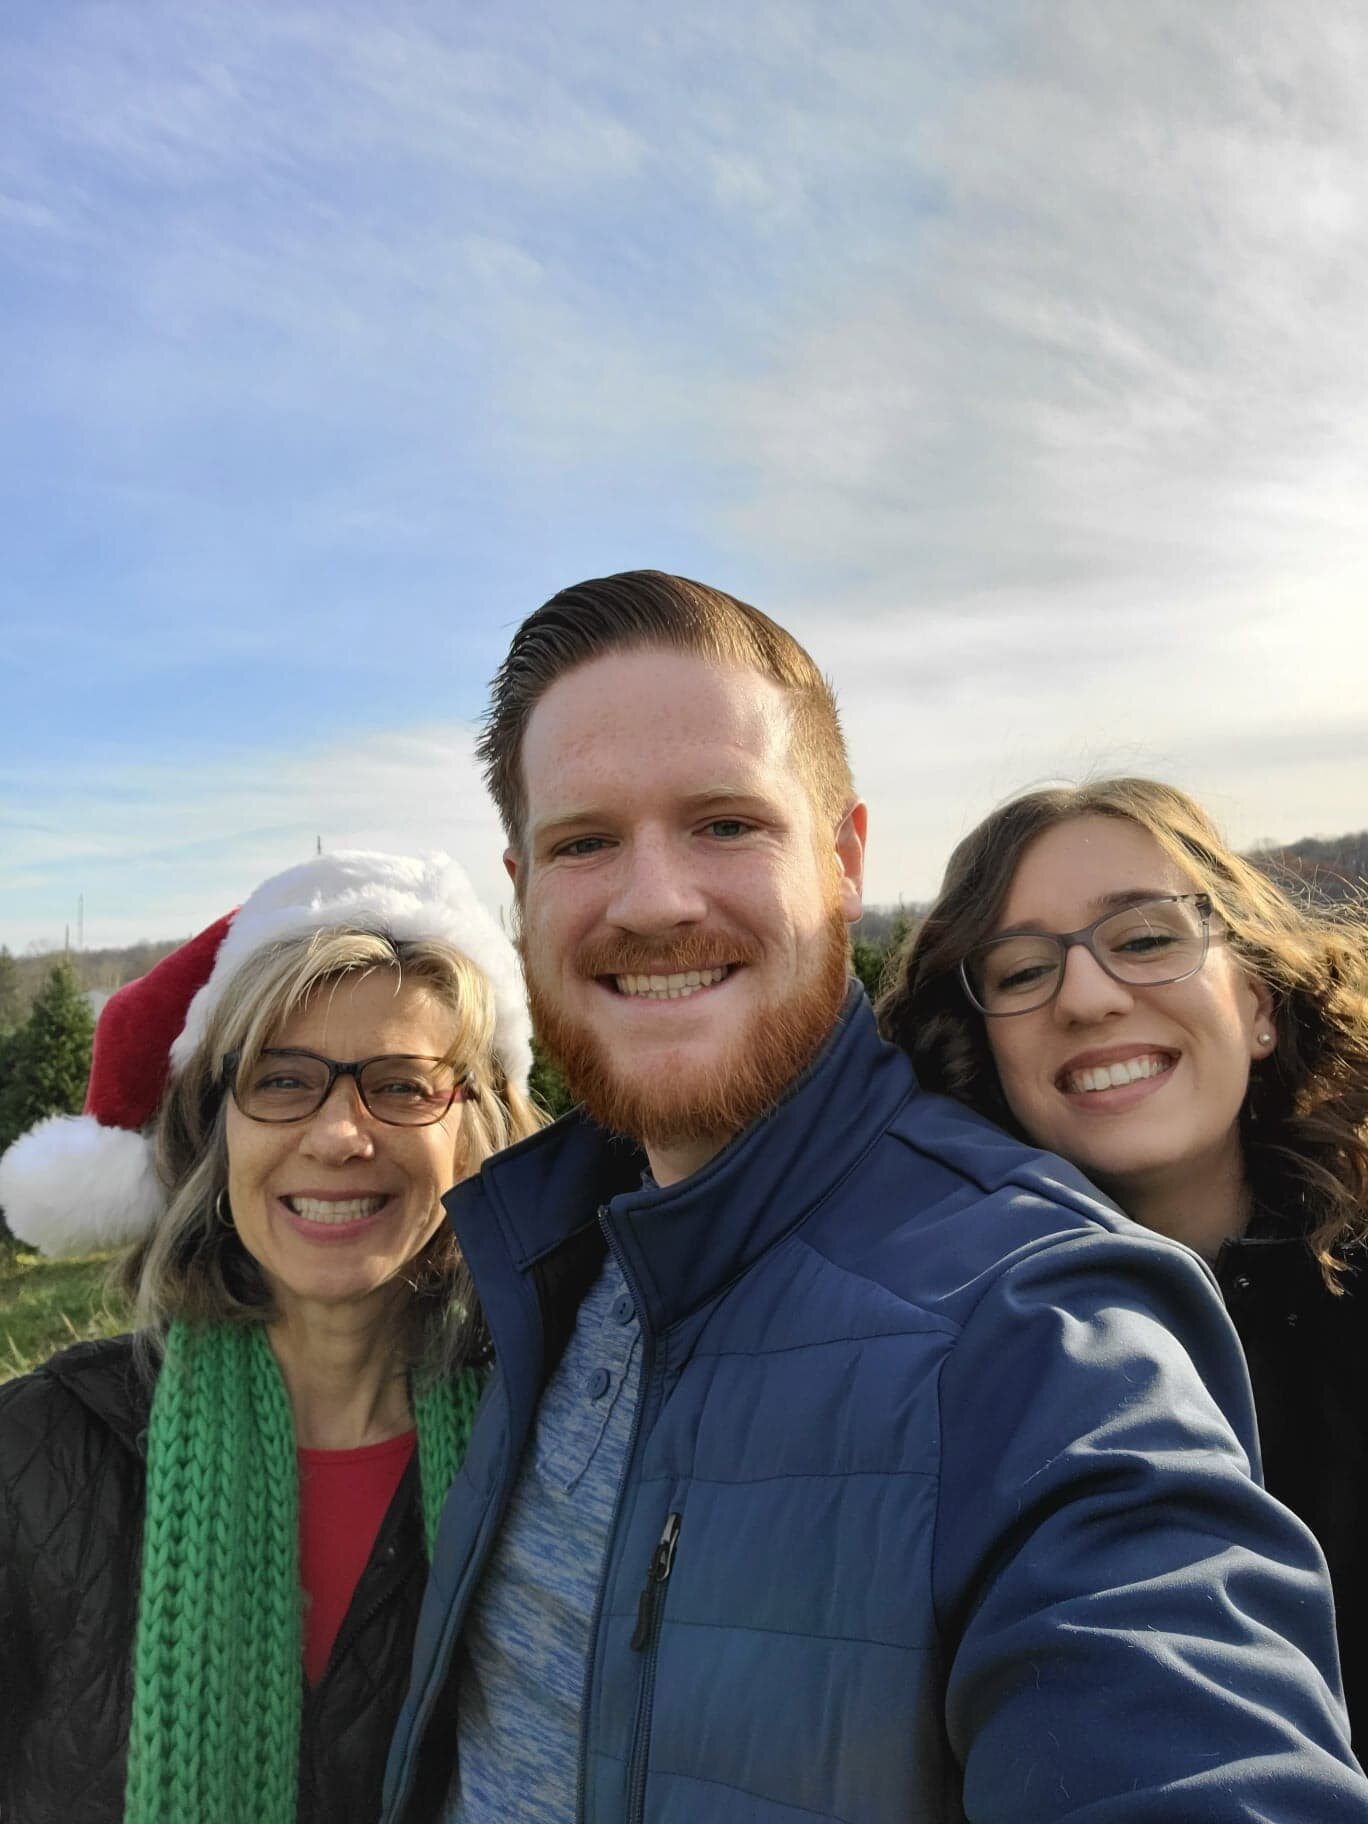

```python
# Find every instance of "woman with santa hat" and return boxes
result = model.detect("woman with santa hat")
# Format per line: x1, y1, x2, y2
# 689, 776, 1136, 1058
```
0, 849, 541, 1824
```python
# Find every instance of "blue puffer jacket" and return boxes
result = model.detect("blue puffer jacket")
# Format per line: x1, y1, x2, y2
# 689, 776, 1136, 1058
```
384, 990, 1366, 1822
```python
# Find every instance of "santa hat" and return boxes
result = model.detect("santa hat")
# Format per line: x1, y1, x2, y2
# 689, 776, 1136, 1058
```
0, 851, 532, 1259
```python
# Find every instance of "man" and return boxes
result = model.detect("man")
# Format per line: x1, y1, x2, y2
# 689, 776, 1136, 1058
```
384, 571, 1367, 1821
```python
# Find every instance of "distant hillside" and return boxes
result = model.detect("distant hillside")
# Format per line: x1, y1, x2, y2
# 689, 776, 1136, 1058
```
7, 940, 183, 1021
1251, 831, 1368, 906
5, 823, 1363, 1018
852, 903, 925, 946
855, 826, 1368, 943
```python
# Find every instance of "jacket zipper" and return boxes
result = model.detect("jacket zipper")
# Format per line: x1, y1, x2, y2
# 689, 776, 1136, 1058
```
299, 1509, 414, 1818
574, 1204, 657, 1824
626, 1511, 682, 1824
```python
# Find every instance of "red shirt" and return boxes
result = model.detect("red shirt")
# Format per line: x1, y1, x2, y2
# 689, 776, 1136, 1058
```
298, 1429, 417, 1685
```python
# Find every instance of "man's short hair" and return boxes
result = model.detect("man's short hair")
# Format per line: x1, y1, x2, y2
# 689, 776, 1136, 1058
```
479, 569, 854, 853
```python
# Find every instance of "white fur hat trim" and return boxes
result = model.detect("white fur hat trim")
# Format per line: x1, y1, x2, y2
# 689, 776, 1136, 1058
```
0, 1114, 162, 1258
169, 849, 532, 1089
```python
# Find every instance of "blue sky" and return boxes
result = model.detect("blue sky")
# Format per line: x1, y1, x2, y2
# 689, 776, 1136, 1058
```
3, 0, 1366, 949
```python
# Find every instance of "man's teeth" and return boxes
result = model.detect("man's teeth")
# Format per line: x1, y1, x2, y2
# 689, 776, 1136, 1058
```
614, 965, 729, 1000
285, 1195, 387, 1223
1066, 1054, 1171, 1094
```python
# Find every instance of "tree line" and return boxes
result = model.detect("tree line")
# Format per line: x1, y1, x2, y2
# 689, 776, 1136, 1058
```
0, 924, 921, 1235
3, 820, 1362, 1244
1, 940, 179, 1026
0, 953, 96, 1247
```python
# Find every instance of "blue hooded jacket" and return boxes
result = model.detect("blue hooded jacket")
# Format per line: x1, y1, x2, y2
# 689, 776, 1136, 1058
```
384, 989, 1367, 1822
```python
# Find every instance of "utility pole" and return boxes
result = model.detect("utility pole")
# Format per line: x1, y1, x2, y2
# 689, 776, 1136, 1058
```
77, 895, 84, 951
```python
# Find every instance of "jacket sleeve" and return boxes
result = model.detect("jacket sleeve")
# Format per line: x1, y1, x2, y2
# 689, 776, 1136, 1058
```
0, 1383, 38, 1792
932, 1220, 1368, 1820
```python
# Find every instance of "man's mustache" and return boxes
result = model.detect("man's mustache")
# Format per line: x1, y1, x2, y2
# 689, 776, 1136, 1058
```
573, 931, 763, 979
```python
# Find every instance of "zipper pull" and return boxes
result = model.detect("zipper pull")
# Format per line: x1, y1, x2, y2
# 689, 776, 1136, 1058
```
631, 1512, 681, 1652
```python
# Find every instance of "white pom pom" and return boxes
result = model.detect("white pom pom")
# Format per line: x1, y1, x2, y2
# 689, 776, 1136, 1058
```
0, 1114, 163, 1257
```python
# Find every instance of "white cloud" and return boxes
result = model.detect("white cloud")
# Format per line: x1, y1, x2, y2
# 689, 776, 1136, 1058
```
683, 0, 1368, 893
2, 0, 1364, 936
0, 725, 511, 950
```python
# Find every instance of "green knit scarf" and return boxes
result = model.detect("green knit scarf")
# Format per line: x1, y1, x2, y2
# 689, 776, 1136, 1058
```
124, 1320, 483, 1824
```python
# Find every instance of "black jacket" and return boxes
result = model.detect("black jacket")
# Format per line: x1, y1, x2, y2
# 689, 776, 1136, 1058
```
0, 1333, 428, 1824
1217, 1237, 1368, 1748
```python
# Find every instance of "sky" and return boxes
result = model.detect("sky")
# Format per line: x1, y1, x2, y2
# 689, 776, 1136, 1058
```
2, 0, 1366, 950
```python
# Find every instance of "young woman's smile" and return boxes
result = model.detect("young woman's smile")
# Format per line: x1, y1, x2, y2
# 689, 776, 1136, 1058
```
1053, 1041, 1179, 1105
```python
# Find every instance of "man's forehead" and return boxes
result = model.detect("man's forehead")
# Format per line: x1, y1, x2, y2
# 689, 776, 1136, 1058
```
521, 647, 795, 779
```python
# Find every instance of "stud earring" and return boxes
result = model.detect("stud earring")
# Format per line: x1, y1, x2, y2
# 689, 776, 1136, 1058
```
1258, 1031, 1273, 1048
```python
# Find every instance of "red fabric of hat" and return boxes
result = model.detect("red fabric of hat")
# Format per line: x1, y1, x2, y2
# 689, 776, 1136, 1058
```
0, 910, 237, 1257
0, 848, 533, 1259
86, 913, 236, 1130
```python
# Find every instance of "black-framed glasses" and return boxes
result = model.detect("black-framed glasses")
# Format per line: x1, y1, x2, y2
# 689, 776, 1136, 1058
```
960, 894, 1216, 1017
223, 1048, 472, 1126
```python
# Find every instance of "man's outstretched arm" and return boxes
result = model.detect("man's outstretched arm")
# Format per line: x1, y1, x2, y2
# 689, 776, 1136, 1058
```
934, 1223, 1366, 1819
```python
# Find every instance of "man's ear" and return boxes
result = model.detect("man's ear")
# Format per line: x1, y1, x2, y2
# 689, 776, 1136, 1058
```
503, 846, 519, 888
834, 800, 868, 925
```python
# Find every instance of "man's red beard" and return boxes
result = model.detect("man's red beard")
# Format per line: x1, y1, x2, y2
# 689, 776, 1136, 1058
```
522, 912, 853, 1152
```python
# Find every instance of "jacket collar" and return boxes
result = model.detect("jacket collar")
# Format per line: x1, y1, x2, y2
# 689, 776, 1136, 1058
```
448, 983, 916, 1337
1214, 1230, 1335, 1293
43, 1333, 154, 1458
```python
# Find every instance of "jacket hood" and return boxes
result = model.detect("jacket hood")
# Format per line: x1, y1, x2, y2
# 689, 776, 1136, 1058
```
38, 1334, 154, 1459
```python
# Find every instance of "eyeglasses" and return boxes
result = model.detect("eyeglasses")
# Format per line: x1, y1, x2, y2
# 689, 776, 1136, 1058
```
960, 894, 1215, 1017
223, 1048, 472, 1126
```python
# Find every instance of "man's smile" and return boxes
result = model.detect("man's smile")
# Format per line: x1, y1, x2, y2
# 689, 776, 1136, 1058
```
609, 965, 734, 1001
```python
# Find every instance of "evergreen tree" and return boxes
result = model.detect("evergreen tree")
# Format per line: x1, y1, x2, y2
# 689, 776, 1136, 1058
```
0, 945, 19, 1032
884, 909, 915, 956
849, 934, 887, 1003
850, 912, 918, 1008
0, 1024, 18, 1245
528, 1038, 574, 1122
0, 960, 95, 1155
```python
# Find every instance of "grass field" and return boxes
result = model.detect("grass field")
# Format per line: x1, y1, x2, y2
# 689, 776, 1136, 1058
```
0, 1245, 129, 1381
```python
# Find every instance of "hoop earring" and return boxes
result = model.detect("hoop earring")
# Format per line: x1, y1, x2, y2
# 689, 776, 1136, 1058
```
215, 1190, 234, 1229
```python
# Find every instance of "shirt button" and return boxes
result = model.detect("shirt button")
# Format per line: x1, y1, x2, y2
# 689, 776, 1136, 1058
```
1232, 1275, 1253, 1293
612, 1292, 635, 1326
586, 1366, 612, 1401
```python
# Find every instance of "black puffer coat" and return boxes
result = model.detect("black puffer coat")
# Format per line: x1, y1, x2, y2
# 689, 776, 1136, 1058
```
1216, 1237, 1368, 1749
0, 1333, 429, 1824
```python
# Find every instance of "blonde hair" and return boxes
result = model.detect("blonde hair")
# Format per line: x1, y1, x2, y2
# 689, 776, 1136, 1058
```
879, 778, 1368, 1289
120, 928, 543, 1372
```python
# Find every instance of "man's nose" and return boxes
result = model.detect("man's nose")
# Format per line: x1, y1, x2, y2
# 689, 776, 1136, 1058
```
299, 1077, 376, 1159
605, 832, 707, 934
1052, 941, 1135, 1023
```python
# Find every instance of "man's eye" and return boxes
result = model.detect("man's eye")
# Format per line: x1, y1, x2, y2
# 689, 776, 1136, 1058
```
704, 819, 749, 839
558, 836, 610, 858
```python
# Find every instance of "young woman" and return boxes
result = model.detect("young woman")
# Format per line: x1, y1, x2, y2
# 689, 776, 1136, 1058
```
879, 779, 1368, 1744
0, 850, 541, 1824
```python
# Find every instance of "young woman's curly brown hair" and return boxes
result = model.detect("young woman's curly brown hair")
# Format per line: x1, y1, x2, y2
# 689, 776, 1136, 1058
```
877, 778, 1368, 1289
